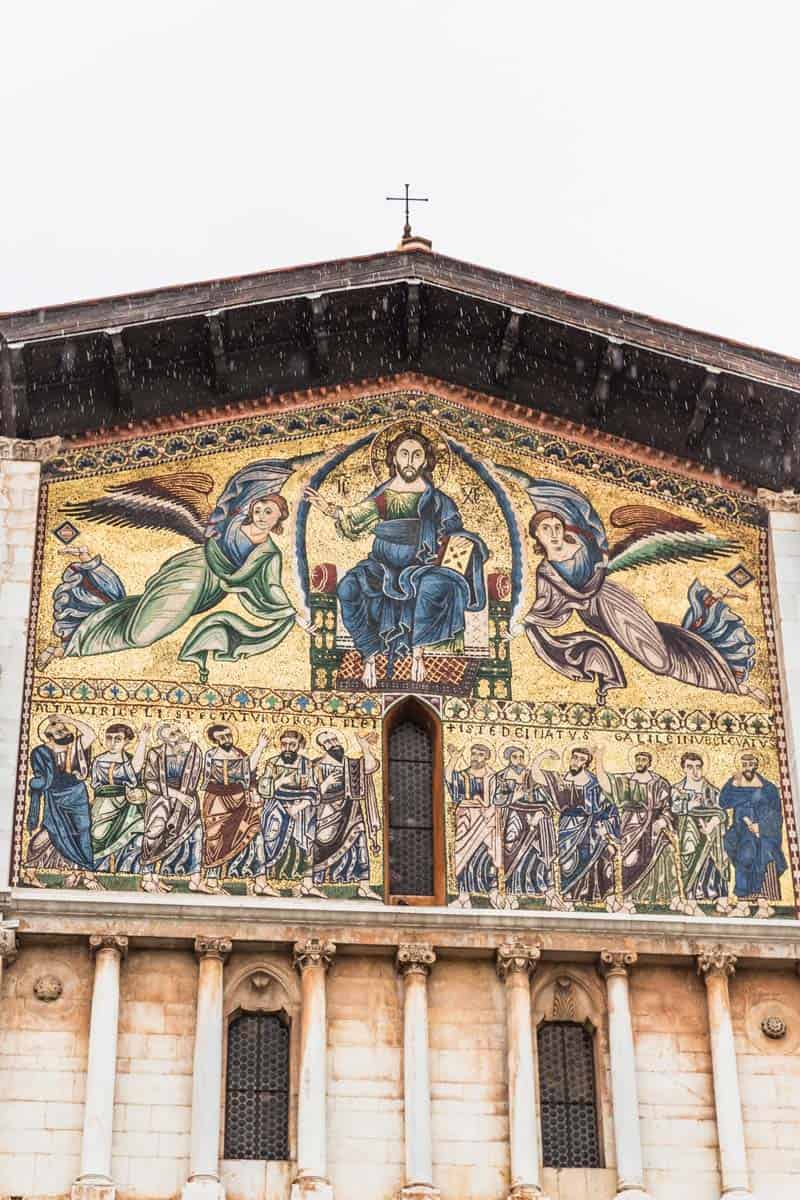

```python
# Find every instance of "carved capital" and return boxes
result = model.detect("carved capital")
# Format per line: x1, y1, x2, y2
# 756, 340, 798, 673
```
598, 949, 638, 979
194, 936, 232, 962
0, 926, 18, 963
757, 487, 800, 513
89, 934, 128, 960
496, 941, 541, 981
696, 946, 737, 979
293, 938, 336, 973
0, 435, 63, 462
396, 943, 436, 978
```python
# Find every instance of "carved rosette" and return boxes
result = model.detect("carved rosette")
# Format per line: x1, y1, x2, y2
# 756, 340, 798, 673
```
0, 435, 63, 462
0, 926, 18, 963
194, 935, 232, 962
293, 938, 336, 973
396, 943, 436, 978
89, 934, 128, 959
496, 941, 541, 981
33, 974, 63, 1003
697, 946, 737, 979
598, 949, 638, 979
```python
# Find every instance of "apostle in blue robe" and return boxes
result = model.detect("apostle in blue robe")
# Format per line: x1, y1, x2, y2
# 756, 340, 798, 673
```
23, 715, 99, 889
305, 426, 488, 684
720, 753, 786, 916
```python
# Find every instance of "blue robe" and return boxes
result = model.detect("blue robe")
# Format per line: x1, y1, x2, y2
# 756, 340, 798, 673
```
28, 743, 95, 871
337, 482, 488, 674
720, 776, 786, 898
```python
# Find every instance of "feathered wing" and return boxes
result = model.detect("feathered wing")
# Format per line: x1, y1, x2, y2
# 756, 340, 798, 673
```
607, 504, 740, 573
62, 471, 215, 543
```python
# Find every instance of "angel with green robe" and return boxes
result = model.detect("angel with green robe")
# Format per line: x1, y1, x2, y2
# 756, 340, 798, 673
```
494, 471, 767, 707
39, 459, 315, 682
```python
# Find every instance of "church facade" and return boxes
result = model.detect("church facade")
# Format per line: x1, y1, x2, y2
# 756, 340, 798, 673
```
1, 243, 799, 1200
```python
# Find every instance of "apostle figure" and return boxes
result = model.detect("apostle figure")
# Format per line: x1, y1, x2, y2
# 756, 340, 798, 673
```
22, 715, 99, 889
305, 424, 488, 685
310, 730, 381, 898
670, 751, 728, 914
257, 728, 319, 897
446, 743, 504, 909
200, 724, 270, 895
531, 746, 620, 910
493, 745, 561, 909
90, 722, 150, 873
719, 753, 786, 918
609, 751, 679, 913
141, 721, 203, 893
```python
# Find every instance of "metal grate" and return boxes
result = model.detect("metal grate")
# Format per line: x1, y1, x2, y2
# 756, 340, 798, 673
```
388, 718, 434, 896
538, 1021, 601, 1168
224, 1012, 290, 1160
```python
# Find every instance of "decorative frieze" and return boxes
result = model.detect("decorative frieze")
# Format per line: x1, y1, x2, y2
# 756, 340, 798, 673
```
757, 487, 800, 513
0, 435, 62, 462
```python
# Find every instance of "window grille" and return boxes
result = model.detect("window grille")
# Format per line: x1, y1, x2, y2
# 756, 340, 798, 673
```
388, 717, 434, 897
538, 1021, 601, 1168
224, 1011, 290, 1160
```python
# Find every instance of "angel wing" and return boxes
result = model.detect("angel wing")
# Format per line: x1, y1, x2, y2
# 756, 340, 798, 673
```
62, 471, 215, 544
606, 505, 740, 573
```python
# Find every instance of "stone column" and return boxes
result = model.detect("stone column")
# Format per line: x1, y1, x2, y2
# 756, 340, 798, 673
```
72, 934, 128, 1200
182, 936, 232, 1200
496, 941, 550, 1200
598, 950, 651, 1200
292, 938, 336, 1200
697, 948, 752, 1200
0, 923, 18, 1013
396, 944, 439, 1200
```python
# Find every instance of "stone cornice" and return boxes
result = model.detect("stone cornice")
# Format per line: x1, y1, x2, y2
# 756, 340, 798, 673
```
8, 890, 800, 964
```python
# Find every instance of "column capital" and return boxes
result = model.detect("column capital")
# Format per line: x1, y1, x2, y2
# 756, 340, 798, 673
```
89, 934, 128, 960
0, 925, 18, 963
496, 940, 541, 981
696, 945, 737, 979
293, 937, 336, 973
757, 487, 800, 513
194, 936, 232, 962
396, 943, 436, 978
0, 435, 63, 462
598, 948, 638, 978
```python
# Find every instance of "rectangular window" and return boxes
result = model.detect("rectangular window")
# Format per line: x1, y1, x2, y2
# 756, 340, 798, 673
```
224, 1011, 290, 1161
538, 1021, 601, 1168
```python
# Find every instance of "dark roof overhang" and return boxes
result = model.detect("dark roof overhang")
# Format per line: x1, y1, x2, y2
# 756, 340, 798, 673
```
2, 248, 798, 490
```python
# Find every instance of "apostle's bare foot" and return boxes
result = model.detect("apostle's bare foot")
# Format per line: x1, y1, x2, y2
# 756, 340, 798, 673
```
298, 881, 326, 899
742, 682, 770, 707
19, 868, 46, 888
411, 648, 426, 683
545, 889, 572, 912
141, 876, 162, 894
65, 871, 80, 888
248, 877, 280, 897
356, 882, 382, 901
488, 888, 507, 910
448, 892, 471, 909
754, 899, 775, 918
730, 900, 751, 917
36, 641, 65, 671
82, 874, 104, 891
361, 655, 377, 688
715, 895, 734, 914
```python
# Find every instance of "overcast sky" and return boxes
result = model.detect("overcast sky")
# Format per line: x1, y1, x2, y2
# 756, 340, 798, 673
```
2, 3, 798, 357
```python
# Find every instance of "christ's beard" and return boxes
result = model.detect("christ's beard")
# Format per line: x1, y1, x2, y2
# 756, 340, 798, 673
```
327, 746, 345, 763
398, 465, 421, 482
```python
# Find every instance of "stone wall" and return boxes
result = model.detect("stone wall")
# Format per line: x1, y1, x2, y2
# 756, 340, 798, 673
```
0, 456, 40, 892
768, 502, 800, 828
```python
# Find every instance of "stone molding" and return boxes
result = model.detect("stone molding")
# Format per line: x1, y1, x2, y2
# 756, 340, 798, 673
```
757, 487, 800, 513
0, 435, 62, 462
0, 925, 17, 963
194, 935, 232, 962
496, 940, 541, 980
696, 946, 738, 978
89, 934, 128, 959
293, 937, 336, 973
396, 942, 436, 977
598, 948, 638, 978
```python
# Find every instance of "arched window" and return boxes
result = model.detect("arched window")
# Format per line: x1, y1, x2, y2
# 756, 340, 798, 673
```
224, 1011, 290, 1161
384, 698, 444, 905
537, 1021, 601, 1168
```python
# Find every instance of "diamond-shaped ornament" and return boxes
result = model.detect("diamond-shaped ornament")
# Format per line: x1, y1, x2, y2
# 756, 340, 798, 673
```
53, 520, 80, 544
726, 563, 754, 588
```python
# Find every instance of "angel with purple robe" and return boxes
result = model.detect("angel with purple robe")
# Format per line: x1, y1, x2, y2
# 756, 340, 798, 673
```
37, 459, 319, 682
495, 470, 766, 707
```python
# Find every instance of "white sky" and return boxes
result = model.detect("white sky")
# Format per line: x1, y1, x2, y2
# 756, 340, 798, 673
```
1, 2, 798, 357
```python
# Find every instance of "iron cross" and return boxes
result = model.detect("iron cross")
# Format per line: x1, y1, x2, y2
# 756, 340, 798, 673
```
386, 184, 429, 239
